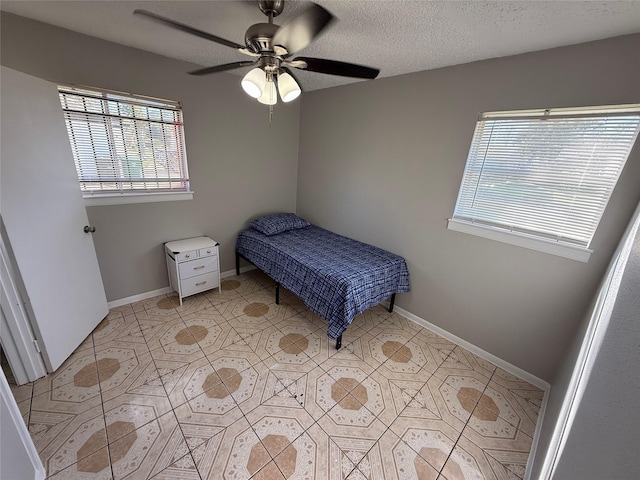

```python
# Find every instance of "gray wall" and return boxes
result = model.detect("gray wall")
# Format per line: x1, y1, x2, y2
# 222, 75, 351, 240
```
2, 11, 639, 382
550, 207, 639, 480
0, 13, 300, 302
297, 34, 640, 381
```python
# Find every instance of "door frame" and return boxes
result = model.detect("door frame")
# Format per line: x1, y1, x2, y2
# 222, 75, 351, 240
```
0, 221, 46, 384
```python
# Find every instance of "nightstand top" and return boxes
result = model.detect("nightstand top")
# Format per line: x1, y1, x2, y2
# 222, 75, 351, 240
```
165, 236, 218, 253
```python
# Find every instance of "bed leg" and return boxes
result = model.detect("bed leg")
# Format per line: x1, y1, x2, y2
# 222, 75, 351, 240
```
275, 283, 280, 305
235, 252, 240, 276
335, 335, 342, 350
388, 293, 396, 313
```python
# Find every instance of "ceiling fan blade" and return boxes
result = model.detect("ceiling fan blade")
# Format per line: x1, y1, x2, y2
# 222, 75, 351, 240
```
291, 57, 380, 79
272, 3, 334, 55
134, 9, 244, 51
188, 61, 257, 76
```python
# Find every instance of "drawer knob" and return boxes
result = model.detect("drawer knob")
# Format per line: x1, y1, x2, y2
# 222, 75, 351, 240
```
206, 249, 211, 254
185, 254, 191, 258
195, 281, 207, 286
194, 265, 205, 270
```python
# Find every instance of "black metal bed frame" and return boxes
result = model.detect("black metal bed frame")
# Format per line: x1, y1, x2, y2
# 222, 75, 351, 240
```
236, 251, 396, 350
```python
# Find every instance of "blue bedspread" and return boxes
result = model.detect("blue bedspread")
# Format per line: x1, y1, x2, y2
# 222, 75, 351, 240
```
236, 225, 410, 339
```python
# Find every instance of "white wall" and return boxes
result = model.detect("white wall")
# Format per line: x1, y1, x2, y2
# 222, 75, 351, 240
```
0, 367, 45, 480
548, 209, 640, 479
296, 34, 640, 381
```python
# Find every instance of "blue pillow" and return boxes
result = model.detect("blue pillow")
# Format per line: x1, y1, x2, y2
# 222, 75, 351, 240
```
250, 213, 311, 236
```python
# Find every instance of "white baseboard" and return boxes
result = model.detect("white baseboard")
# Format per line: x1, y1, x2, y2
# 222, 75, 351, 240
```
221, 266, 256, 278
106, 267, 255, 309
107, 286, 172, 309
387, 303, 549, 391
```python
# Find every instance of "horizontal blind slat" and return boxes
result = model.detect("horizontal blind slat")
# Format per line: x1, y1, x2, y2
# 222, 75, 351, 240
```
453, 107, 640, 249
59, 86, 190, 195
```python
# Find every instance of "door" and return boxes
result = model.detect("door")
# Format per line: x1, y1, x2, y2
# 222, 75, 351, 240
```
0, 66, 108, 372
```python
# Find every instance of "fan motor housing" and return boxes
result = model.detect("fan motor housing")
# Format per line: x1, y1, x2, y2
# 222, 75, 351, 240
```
245, 22, 279, 53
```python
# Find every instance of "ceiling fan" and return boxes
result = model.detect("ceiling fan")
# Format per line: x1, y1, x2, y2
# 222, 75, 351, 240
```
134, 0, 380, 105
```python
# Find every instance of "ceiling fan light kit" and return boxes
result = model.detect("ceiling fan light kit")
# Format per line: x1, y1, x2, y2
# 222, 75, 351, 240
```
241, 68, 266, 98
258, 74, 278, 105
277, 72, 301, 102
134, 0, 379, 107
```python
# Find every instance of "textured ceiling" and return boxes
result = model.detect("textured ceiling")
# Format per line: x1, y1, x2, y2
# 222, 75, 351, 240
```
2, 1, 640, 92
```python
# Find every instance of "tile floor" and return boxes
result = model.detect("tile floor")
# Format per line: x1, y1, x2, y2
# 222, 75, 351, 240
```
8, 270, 544, 479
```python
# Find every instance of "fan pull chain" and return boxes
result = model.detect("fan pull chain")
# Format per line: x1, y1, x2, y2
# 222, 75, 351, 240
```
269, 105, 273, 127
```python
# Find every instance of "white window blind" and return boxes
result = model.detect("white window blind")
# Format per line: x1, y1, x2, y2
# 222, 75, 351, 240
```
58, 85, 190, 195
451, 104, 640, 253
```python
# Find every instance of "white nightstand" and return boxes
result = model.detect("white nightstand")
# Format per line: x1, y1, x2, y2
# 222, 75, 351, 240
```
165, 237, 220, 305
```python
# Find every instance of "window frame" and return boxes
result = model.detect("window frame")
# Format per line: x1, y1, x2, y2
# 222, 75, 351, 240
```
448, 104, 640, 262
58, 84, 193, 206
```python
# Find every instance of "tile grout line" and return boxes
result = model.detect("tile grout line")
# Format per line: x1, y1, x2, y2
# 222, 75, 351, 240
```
90, 330, 116, 480
134, 306, 206, 480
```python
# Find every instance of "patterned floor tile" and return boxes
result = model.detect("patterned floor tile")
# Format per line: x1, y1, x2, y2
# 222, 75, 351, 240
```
245, 404, 316, 462
46, 447, 113, 480
432, 346, 494, 386
173, 389, 244, 451
214, 358, 272, 415
389, 415, 462, 472
253, 325, 325, 371
192, 415, 271, 480
103, 389, 173, 445
134, 294, 179, 317
30, 374, 102, 417
372, 333, 440, 381
12, 290, 546, 480
470, 380, 538, 437
151, 450, 200, 480
32, 403, 108, 477
109, 304, 135, 316
141, 317, 205, 356
33, 347, 98, 396
181, 313, 232, 354
379, 312, 424, 337
279, 288, 310, 314
317, 392, 388, 443
415, 375, 484, 432
489, 368, 544, 426
327, 434, 379, 479
96, 350, 156, 403
161, 355, 221, 409
459, 412, 534, 479
367, 428, 442, 480
272, 422, 332, 479
214, 296, 259, 321
109, 410, 191, 480
170, 291, 214, 315
147, 338, 206, 364
442, 429, 528, 480
92, 314, 144, 349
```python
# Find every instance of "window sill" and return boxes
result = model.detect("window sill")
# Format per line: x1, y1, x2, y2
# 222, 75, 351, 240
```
83, 191, 194, 206
447, 218, 592, 262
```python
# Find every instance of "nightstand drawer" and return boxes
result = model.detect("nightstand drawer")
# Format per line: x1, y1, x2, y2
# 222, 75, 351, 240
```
199, 246, 217, 257
176, 250, 198, 262
178, 255, 218, 280
181, 272, 218, 297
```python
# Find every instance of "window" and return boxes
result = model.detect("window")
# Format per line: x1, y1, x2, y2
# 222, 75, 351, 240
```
448, 104, 640, 262
58, 85, 191, 205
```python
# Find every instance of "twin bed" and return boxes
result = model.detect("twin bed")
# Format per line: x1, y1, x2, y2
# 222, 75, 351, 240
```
235, 213, 410, 349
